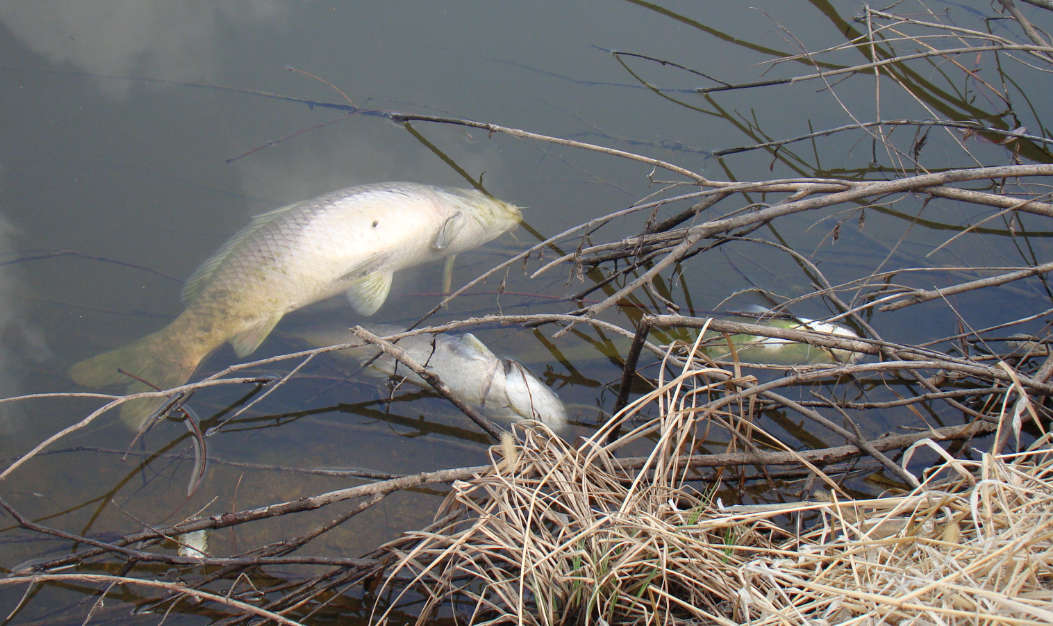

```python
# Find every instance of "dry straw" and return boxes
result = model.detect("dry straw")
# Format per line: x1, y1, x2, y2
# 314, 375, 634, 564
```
375, 340, 1053, 624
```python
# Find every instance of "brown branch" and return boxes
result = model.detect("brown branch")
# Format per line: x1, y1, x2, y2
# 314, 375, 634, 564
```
0, 574, 303, 625
0, 377, 270, 482
614, 419, 995, 470
348, 326, 503, 442
880, 260, 1053, 311
574, 165, 1053, 320
387, 111, 714, 185
699, 43, 1053, 94
3, 491, 377, 572
17, 463, 489, 574
998, 0, 1053, 54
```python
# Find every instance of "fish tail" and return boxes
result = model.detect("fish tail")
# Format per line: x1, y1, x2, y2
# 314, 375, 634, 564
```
70, 318, 210, 430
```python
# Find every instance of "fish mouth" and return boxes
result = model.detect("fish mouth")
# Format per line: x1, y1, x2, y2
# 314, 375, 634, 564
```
457, 188, 522, 223
465, 200, 522, 235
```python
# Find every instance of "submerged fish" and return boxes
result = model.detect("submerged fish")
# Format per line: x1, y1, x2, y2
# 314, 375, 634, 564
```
697, 306, 864, 364
296, 324, 568, 432
71, 182, 522, 428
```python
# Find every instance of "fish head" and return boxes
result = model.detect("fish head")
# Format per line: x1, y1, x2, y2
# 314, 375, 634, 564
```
438, 188, 522, 253
494, 359, 568, 432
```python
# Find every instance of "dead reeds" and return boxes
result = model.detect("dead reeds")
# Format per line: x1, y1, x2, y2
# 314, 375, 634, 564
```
374, 340, 1053, 624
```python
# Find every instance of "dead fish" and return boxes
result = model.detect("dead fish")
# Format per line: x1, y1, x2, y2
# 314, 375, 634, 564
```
699, 306, 863, 364
297, 324, 568, 432
71, 182, 522, 428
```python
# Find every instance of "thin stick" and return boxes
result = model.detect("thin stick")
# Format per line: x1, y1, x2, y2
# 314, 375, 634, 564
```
576, 164, 1053, 320
881, 260, 1053, 311
0, 574, 303, 625
348, 326, 503, 442
18, 464, 489, 574
612, 419, 993, 470
698, 44, 1053, 94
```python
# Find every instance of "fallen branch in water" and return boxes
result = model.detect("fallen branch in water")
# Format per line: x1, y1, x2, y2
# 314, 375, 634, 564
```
14, 462, 489, 574
880, 260, 1053, 311
347, 325, 504, 442
0, 573, 304, 625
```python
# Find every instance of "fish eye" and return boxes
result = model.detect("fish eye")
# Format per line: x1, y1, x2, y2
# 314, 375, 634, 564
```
372, 220, 379, 228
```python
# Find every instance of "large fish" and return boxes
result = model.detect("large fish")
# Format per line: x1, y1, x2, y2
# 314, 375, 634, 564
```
296, 324, 568, 432
71, 182, 522, 428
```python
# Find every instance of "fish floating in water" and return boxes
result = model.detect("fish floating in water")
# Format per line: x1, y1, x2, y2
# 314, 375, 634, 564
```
297, 324, 568, 432
696, 306, 864, 364
71, 182, 522, 428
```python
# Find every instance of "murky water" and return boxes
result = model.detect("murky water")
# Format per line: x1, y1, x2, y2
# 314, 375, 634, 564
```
1, 0, 1051, 621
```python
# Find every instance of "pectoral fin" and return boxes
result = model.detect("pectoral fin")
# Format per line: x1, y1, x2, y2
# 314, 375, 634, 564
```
346, 271, 393, 316
432, 212, 464, 250
230, 313, 283, 357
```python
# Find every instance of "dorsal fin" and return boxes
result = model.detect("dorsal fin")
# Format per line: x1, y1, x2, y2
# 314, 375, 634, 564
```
182, 201, 300, 303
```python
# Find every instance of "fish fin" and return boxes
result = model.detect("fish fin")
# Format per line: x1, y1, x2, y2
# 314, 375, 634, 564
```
182, 201, 300, 303
70, 316, 212, 430
441, 254, 456, 294
345, 271, 393, 316
229, 314, 283, 357
741, 304, 772, 315
460, 333, 498, 360
432, 212, 464, 250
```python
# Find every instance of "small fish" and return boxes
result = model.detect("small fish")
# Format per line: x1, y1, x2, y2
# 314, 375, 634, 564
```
699, 306, 863, 364
297, 324, 568, 432
71, 182, 522, 428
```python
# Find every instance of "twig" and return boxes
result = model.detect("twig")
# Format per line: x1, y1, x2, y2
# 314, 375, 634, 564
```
208, 353, 316, 433
698, 44, 1053, 94
0, 574, 303, 625
760, 390, 920, 486
0, 377, 269, 482
611, 316, 658, 426
998, 0, 1053, 55
348, 326, 503, 442
611, 419, 994, 470
880, 259, 1053, 311
386, 111, 714, 185
573, 164, 1053, 320
713, 119, 1053, 157
19, 463, 489, 574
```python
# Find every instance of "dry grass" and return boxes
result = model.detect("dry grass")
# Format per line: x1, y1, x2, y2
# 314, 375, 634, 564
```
375, 342, 1053, 624
740, 440, 1053, 624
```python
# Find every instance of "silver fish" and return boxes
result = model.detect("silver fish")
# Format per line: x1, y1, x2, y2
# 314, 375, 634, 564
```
71, 182, 522, 428
298, 324, 568, 432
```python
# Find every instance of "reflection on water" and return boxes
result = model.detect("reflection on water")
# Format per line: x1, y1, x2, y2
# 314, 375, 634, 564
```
0, 213, 52, 440
0, 2, 289, 98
